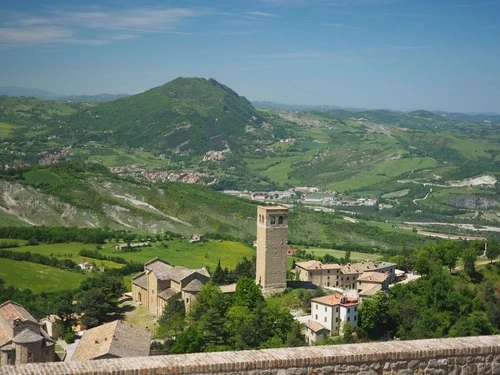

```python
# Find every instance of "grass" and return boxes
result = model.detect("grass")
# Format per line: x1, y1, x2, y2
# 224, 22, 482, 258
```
23, 169, 63, 186
0, 258, 88, 293
5, 240, 255, 272
0, 122, 18, 137
100, 240, 255, 270
5, 243, 123, 269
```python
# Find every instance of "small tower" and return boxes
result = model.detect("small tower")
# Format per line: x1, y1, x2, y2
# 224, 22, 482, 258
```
255, 205, 288, 294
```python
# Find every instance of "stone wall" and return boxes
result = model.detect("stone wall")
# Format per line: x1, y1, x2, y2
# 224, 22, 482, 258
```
2, 335, 499, 375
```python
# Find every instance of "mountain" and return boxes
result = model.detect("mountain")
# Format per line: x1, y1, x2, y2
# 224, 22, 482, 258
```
62, 77, 271, 158
0, 86, 128, 102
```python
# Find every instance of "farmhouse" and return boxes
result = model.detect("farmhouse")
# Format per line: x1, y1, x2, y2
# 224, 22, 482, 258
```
295, 260, 396, 291
131, 258, 210, 316
305, 294, 359, 344
72, 320, 151, 361
0, 301, 55, 366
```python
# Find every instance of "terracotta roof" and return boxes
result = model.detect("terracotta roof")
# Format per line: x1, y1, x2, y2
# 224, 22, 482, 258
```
311, 294, 359, 307
72, 320, 151, 361
305, 321, 329, 333
357, 272, 388, 283
295, 261, 341, 270
0, 301, 37, 347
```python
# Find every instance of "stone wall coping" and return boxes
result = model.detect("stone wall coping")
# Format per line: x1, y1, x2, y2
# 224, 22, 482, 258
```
1, 335, 499, 375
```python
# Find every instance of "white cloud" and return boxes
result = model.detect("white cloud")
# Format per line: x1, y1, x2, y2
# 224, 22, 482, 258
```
0, 6, 204, 47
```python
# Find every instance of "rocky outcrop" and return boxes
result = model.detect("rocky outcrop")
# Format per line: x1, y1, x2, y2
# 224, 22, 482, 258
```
444, 196, 499, 209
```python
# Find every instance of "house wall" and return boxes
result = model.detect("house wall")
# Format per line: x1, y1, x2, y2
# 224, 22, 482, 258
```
4, 335, 499, 375
339, 305, 358, 334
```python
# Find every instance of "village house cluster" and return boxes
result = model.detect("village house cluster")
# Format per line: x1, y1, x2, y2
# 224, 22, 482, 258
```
108, 166, 211, 184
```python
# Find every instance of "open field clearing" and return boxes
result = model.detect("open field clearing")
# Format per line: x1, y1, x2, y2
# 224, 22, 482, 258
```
0, 258, 88, 292
99, 240, 255, 270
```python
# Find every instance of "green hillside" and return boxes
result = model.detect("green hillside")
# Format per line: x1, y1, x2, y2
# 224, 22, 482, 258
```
0, 77, 498, 233
62, 77, 270, 158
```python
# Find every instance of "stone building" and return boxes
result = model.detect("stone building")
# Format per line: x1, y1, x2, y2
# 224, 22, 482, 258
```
131, 258, 210, 316
72, 320, 151, 361
295, 260, 396, 291
255, 205, 289, 294
0, 301, 55, 366
305, 294, 359, 344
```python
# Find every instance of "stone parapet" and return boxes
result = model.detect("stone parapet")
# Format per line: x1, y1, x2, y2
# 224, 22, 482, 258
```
1, 335, 499, 374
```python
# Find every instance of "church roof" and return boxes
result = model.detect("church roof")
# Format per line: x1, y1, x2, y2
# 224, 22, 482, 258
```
132, 273, 147, 289
144, 258, 210, 282
0, 301, 38, 347
72, 320, 151, 361
12, 329, 43, 344
183, 279, 204, 293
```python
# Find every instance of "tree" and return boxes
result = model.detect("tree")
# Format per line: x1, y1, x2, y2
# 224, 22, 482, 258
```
76, 273, 125, 328
485, 239, 500, 264
358, 291, 394, 340
462, 247, 477, 279
156, 296, 186, 338
233, 277, 264, 310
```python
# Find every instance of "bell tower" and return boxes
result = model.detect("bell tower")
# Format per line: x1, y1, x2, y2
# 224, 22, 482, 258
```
255, 205, 288, 294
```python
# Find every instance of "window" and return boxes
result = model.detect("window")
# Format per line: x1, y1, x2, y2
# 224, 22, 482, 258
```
315, 304, 318, 310
327, 270, 330, 274
336, 317, 339, 322
324, 317, 327, 322
347, 317, 350, 322
278, 216, 284, 224
270, 216, 276, 224
336, 307, 339, 312
324, 307, 327, 312
348, 308, 350, 313
315, 314, 318, 320
355, 307, 357, 312
354, 316, 357, 321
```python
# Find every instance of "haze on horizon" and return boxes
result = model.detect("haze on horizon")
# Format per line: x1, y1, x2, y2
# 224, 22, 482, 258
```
0, 0, 499, 113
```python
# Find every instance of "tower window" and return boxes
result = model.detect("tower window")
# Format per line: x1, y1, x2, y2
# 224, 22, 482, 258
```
270, 216, 276, 224
278, 216, 284, 224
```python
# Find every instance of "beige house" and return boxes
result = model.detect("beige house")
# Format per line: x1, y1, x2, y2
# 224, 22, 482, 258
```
132, 258, 210, 316
305, 294, 359, 344
357, 271, 389, 298
72, 320, 151, 361
0, 301, 55, 367
295, 260, 341, 288
295, 260, 396, 291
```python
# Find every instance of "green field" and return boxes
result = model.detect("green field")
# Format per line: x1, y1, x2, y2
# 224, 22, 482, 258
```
6, 243, 123, 269
5, 239, 255, 272
0, 258, 88, 293
23, 169, 63, 185
99, 240, 255, 270
0, 122, 18, 137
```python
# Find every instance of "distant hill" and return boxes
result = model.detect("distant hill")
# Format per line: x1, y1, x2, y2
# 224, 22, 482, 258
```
63, 77, 271, 158
0, 86, 128, 102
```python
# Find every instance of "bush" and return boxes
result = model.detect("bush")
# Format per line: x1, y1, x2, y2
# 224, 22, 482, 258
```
64, 332, 75, 344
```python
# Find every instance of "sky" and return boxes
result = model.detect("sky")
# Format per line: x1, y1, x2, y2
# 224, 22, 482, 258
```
1, 0, 499, 113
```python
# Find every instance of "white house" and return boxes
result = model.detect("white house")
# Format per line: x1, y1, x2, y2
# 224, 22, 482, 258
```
304, 294, 359, 345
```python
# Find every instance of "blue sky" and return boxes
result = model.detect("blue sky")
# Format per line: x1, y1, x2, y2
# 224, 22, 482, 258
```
1, 0, 499, 113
